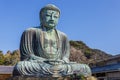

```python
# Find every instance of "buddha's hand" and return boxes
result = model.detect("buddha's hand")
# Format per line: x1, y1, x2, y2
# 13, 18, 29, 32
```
44, 59, 64, 65
52, 64, 64, 72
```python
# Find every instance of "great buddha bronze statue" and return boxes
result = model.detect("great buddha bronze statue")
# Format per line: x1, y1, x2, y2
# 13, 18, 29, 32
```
13, 4, 91, 77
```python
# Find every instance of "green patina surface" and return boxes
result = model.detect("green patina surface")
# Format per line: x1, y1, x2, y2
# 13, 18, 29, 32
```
13, 4, 91, 78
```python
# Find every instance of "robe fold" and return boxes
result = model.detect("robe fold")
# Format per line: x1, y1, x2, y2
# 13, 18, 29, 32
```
13, 27, 91, 77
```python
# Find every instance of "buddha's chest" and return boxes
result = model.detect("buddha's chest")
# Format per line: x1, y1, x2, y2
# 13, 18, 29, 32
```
43, 32, 59, 59
44, 37, 57, 50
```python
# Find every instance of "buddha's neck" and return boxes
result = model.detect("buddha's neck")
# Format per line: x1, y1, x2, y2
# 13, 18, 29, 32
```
42, 26, 55, 33
46, 28, 54, 33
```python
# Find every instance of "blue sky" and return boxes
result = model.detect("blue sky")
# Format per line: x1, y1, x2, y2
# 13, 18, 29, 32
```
0, 0, 120, 55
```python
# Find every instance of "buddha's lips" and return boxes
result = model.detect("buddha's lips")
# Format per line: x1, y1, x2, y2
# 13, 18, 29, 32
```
49, 21, 55, 24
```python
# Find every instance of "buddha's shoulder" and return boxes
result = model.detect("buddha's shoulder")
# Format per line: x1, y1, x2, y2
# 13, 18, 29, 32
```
57, 30, 67, 37
25, 27, 41, 32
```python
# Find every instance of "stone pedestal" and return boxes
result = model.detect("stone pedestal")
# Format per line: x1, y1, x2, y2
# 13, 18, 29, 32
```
7, 76, 72, 80
7, 75, 97, 80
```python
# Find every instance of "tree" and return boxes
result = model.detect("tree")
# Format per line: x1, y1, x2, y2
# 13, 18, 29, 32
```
11, 50, 20, 65
4, 50, 20, 65
0, 51, 4, 65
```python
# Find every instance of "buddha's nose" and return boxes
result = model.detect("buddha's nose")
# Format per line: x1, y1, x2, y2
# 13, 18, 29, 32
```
50, 15, 54, 20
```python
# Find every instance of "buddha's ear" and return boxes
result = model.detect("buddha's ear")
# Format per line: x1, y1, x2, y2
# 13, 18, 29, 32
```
40, 15, 44, 25
39, 10, 44, 24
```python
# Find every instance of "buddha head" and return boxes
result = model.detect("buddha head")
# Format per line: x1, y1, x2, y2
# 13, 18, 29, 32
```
40, 4, 60, 30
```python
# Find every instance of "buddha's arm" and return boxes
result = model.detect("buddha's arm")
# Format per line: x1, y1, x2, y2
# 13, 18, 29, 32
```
61, 35, 70, 63
20, 29, 46, 62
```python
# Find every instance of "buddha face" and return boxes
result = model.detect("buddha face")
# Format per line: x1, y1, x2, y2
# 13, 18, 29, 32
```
41, 9, 59, 29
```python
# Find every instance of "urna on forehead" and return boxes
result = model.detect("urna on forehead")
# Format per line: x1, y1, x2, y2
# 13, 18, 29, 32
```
40, 4, 60, 14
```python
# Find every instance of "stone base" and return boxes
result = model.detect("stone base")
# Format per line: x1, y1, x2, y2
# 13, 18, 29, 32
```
7, 76, 72, 80
7, 75, 97, 80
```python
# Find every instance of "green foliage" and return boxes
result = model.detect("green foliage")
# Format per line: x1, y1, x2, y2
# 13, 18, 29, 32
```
84, 49, 92, 59
0, 51, 4, 65
70, 40, 88, 50
0, 50, 20, 65
4, 51, 12, 65
10, 50, 20, 65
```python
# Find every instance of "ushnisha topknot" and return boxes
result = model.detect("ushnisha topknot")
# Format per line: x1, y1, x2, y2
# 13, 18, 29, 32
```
40, 4, 60, 19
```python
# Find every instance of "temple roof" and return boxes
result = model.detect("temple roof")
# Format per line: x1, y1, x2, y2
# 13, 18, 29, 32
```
0, 66, 14, 74
92, 63, 120, 73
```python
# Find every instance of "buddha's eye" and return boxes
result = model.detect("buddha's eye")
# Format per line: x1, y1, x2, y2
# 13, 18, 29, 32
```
54, 15, 58, 18
46, 14, 51, 17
